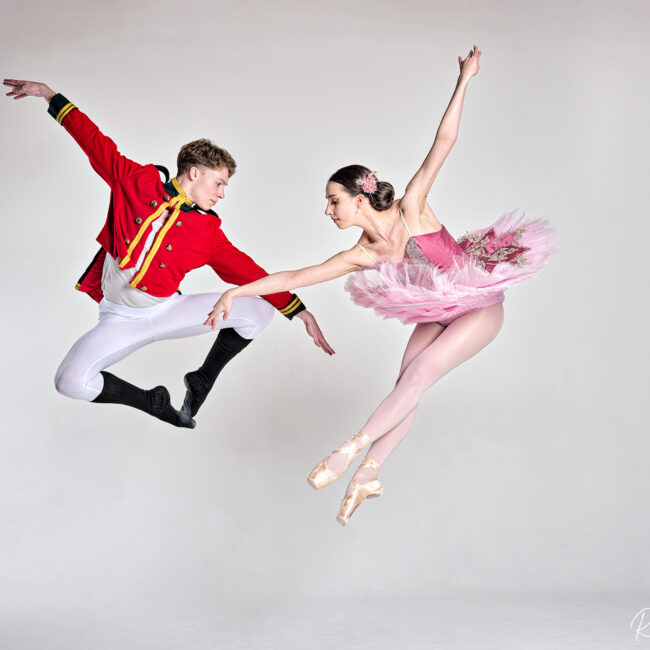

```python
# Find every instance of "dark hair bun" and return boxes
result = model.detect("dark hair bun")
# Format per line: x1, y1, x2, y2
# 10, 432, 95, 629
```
328, 165, 395, 212
368, 180, 394, 211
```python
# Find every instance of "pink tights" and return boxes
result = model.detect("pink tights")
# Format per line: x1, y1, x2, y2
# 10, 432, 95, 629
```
326, 302, 505, 494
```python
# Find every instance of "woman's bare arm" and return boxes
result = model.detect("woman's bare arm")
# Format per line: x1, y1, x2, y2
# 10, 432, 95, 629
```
402, 45, 482, 211
205, 246, 369, 328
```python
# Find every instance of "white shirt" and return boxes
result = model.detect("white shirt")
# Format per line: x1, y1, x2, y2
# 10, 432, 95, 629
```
101, 210, 175, 308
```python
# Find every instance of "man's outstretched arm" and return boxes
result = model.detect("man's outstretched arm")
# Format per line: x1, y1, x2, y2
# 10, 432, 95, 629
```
4, 79, 142, 184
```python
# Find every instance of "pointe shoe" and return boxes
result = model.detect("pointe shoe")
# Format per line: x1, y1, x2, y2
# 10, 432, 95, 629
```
336, 459, 383, 526
307, 432, 371, 490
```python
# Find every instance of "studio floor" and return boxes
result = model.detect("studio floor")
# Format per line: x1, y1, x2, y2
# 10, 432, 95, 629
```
2, 592, 647, 649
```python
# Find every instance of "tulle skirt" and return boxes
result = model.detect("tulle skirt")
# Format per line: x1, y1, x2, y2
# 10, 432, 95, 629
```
344, 210, 557, 325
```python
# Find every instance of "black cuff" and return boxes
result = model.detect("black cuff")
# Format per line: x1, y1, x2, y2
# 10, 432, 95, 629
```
47, 93, 77, 124
279, 294, 306, 320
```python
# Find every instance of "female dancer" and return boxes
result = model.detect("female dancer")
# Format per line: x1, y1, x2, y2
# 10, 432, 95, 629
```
205, 45, 555, 525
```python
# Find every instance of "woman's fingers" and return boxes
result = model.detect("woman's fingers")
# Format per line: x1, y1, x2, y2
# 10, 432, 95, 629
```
204, 310, 221, 328
203, 303, 231, 328
458, 45, 482, 77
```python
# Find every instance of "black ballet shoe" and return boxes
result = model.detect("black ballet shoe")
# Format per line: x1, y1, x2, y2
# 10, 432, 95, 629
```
181, 371, 206, 420
181, 328, 253, 419
150, 385, 196, 429
93, 371, 196, 429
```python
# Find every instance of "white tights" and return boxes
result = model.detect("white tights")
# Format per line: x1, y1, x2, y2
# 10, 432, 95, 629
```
54, 292, 275, 401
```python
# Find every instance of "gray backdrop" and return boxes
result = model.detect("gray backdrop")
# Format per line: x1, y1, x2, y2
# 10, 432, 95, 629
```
1, 0, 648, 648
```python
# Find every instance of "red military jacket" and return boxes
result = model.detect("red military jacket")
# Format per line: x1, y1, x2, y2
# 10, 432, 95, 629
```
48, 93, 306, 319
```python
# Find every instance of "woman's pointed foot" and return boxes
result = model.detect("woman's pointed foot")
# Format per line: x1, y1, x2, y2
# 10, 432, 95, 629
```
307, 432, 371, 490
336, 459, 383, 526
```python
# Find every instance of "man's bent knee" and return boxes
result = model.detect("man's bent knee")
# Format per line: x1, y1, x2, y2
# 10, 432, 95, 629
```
234, 298, 275, 339
54, 365, 96, 401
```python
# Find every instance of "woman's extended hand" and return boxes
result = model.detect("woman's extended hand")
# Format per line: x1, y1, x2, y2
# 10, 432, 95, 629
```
458, 45, 482, 80
204, 289, 235, 329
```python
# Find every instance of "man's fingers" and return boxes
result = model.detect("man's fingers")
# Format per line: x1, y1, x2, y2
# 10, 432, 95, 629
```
314, 331, 335, 355
303, 321, 335, 355
321, 338, 335, 355
318, 341, 332, 355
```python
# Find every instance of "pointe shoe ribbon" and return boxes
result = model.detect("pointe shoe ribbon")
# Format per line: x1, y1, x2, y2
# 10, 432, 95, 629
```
307, 432, 371, 490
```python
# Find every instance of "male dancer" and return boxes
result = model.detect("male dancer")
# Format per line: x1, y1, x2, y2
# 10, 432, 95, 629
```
5, 78, 333, 428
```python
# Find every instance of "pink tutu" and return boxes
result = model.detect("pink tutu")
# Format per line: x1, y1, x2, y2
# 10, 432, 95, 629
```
345, 210, 557, 325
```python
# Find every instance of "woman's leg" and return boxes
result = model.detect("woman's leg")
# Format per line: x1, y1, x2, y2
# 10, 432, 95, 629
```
366, 322, 446, 459
361, 303, 503, 441
344, 322, 445, 491
317, 321, 440, 474
318, 303, 504, 482
360, 302, 504, 441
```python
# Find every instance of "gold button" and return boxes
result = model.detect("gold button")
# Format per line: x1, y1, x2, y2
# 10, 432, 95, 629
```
141, 286, 147, 292
159, 262, 166, 268
166, 244, 172, 251
163, 194, 171, 201
150, 200, 157, 207
135, 217, 142, 224
124, 237, 130, 244
176, 221, 182, 227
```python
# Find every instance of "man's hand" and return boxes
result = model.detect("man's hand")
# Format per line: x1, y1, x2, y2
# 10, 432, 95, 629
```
4, 79, 55, 103
296, 310, 335, 356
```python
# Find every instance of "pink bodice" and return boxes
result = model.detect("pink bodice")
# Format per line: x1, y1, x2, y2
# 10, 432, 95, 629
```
404, 225, 466, 270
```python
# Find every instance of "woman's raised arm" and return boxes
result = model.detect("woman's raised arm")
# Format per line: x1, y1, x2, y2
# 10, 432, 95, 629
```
402, 45, 482, 210
205, 246, 369, 328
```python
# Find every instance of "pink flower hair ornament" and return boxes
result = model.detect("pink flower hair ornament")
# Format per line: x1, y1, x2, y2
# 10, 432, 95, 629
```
360, 171, 378, 194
